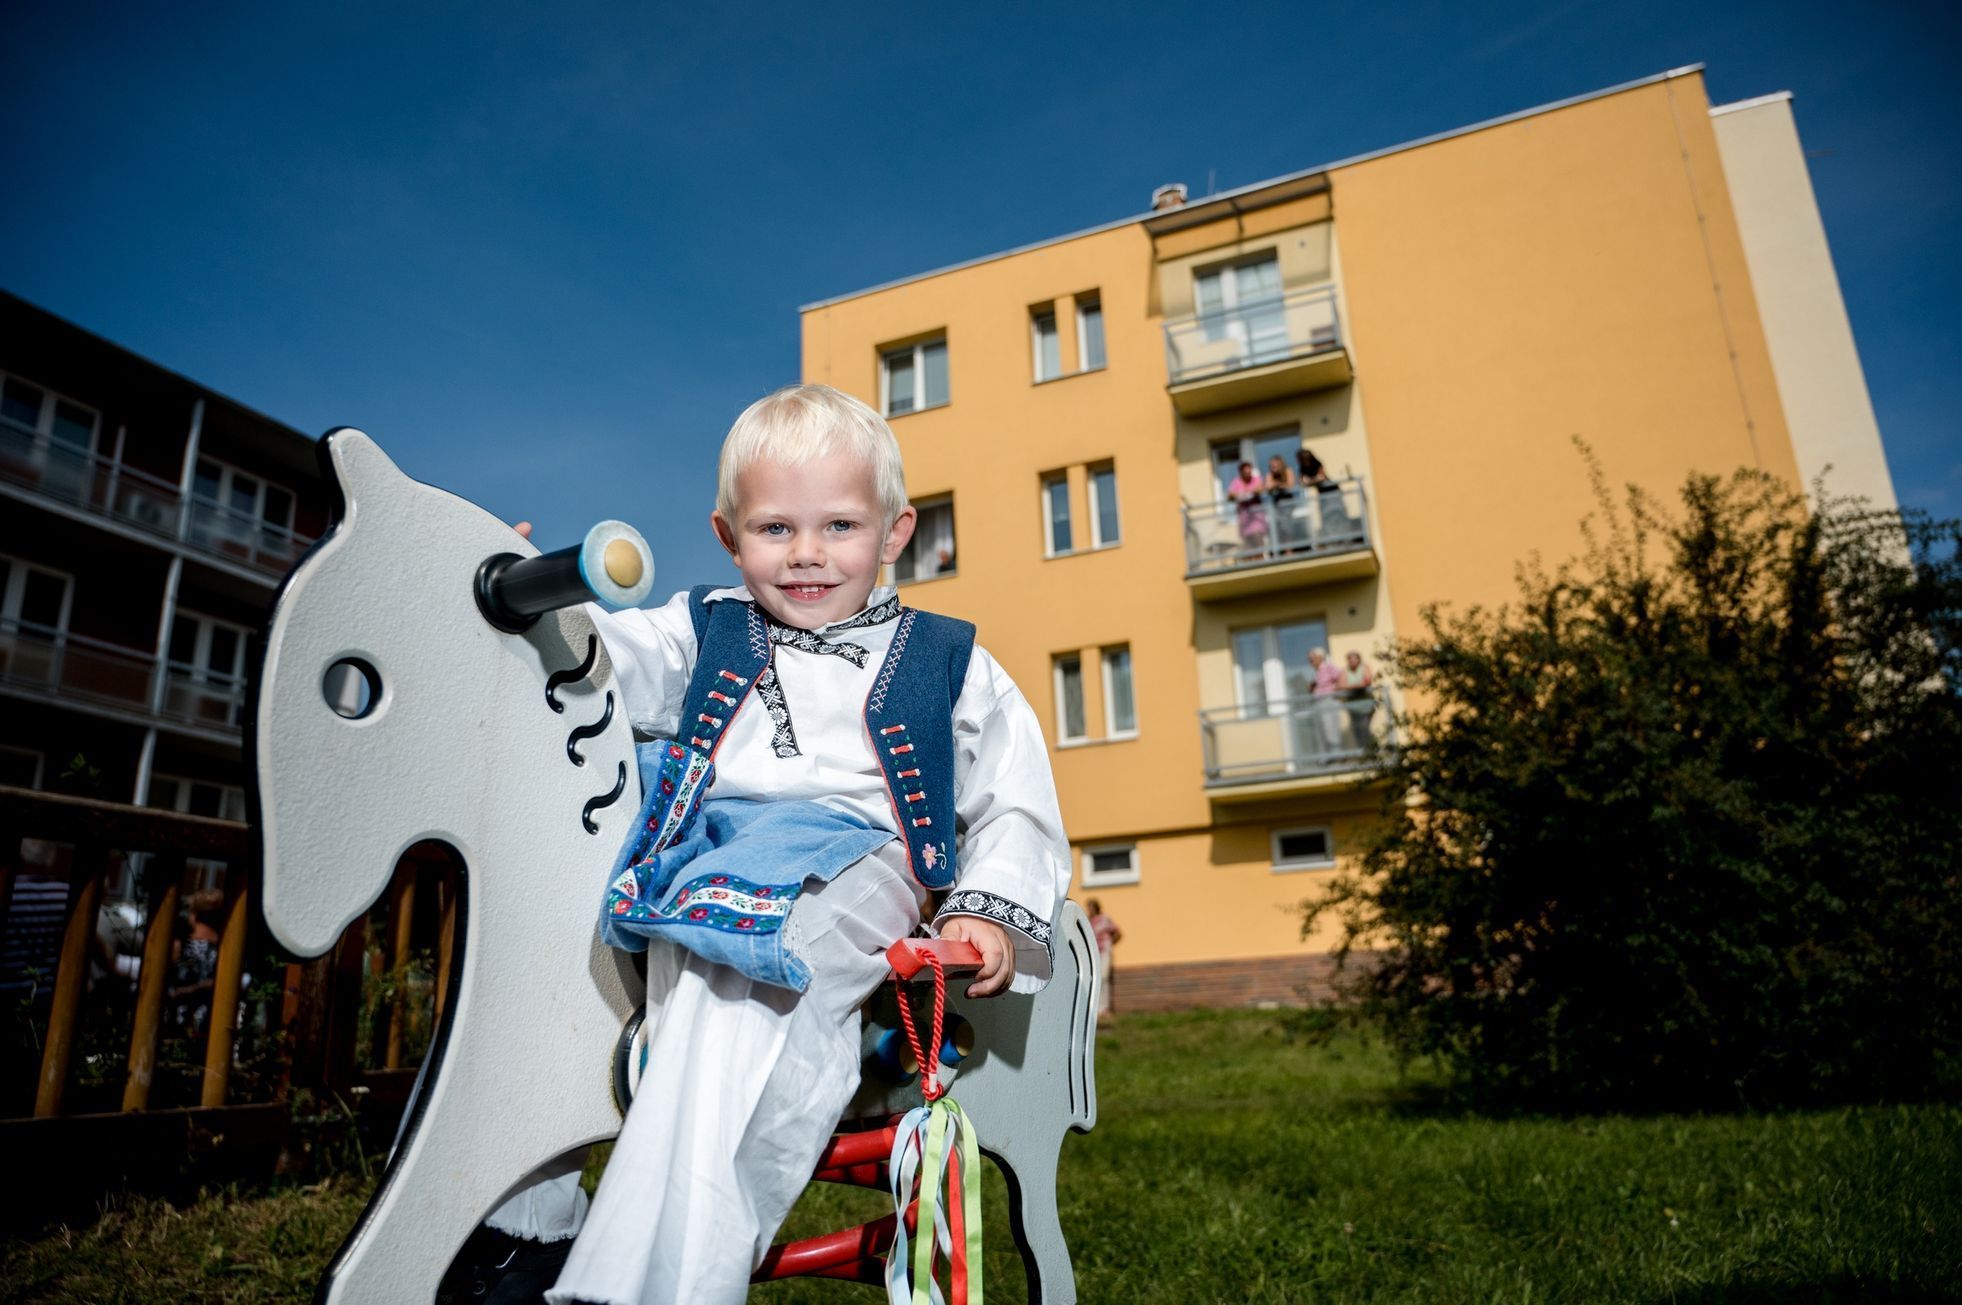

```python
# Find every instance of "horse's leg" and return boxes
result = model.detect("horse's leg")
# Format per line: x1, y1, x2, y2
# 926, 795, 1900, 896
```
318, 1020, 604, 1305
985, 1135, 1076, 1305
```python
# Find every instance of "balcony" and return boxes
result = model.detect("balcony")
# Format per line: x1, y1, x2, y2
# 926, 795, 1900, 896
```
1199, 689, 1393, 800
0, 620, 241, 736
1162, 285, 1352, 416
1183, 478, 1377, 600
0, 420, 315, 580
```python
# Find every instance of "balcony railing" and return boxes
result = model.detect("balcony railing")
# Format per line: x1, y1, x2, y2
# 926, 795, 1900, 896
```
1200, 688, 1393, 788
1163, 284, 1343, 387
0, 419, 314, 579
1184, 478, 1370, 576
0, 621, 241, 734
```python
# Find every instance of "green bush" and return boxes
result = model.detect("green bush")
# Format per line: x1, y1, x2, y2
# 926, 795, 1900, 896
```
1306, 463, 1962, 1110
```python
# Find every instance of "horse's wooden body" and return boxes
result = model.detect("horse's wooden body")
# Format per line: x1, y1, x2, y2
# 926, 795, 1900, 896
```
255, 430, 1094, 1304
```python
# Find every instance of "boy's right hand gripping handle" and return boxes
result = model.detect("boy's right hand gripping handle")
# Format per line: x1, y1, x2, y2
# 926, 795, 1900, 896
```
887, 937, 983, 980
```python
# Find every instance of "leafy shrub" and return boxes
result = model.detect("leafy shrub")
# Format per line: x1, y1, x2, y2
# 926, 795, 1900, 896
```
1306, 464, 1962, 1110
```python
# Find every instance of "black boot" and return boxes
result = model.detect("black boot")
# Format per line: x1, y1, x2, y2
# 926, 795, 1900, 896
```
436, 1224, 573, 1305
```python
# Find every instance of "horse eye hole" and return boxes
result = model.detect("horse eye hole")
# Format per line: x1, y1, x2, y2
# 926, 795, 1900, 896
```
323, 658, 381, 720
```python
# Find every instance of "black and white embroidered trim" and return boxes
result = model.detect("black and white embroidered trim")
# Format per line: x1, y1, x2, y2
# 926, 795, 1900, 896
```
751, 596, 901, 759
935, 890, 1054, 959
754, 665, 800, 757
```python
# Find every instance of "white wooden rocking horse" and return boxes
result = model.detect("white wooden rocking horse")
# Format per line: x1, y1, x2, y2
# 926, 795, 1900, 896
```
253, 429, 1097, 1303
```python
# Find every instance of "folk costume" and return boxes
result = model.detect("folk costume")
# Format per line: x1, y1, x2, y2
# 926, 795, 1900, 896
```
527, 583, 1068, 1305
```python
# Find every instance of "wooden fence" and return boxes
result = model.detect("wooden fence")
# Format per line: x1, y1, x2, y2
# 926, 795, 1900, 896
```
0, 784, 451, 1209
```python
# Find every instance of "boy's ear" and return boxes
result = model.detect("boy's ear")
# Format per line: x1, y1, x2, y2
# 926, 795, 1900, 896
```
881, 504, 918, 566
711, 510, 740, 558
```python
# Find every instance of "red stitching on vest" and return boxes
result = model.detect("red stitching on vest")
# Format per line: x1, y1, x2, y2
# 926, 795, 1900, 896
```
897, 768, 920, 779
889, 744, 915, 755
719, 669, 746, 684
905, 791, 926, 802
912, 817, 932, 828
880, 724, 907, 735
697, 714, 721, 727
690, 737, 712, 749
708, 690, 736, 706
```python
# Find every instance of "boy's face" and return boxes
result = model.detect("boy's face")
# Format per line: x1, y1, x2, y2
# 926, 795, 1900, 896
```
712, 451, 917, 630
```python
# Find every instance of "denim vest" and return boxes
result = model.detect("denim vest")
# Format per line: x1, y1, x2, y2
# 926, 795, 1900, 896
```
679, 586, 975, 889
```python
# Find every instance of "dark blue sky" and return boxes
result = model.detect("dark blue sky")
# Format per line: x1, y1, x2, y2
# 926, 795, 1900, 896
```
4, 1, 1956, 586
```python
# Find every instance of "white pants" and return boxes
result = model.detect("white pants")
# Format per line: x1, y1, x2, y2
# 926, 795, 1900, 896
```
532, 845, 923, 1305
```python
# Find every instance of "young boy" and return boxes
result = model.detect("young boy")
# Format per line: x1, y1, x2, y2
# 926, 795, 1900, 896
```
502, 383, 1070, 1305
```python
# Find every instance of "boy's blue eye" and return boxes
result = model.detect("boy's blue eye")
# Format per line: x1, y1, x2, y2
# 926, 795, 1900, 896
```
761, 523, 789, 537
828, 520, 856, 533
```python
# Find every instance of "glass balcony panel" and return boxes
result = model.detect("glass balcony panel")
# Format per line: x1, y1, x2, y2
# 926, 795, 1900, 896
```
1200, 688, 1393, 787
1184, 477, 1371, 576
1164, 284, 1343, 387
0, 620, 161, 715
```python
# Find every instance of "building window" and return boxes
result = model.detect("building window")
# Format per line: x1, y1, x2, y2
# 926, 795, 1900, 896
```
1032, 306, 1061, 382
1089, 462, 1120, 548
1080, 842, 1140, 888
1210, 428, 1303, 503
0, 373, 99, 457
166, 611, 251, 726
1194, 252, 1286, 361
148, 774, 247, 893
1042, 472, 1074, 556
0, 745, 42, 789
1272, 826, 1335, 872
880, 338, 949, 416
1076, 293, 1106, 371
0, 554, 75, 637
1101, 645, 1136, 737
1053, 652, 1087, 742
895, 495, 957, 583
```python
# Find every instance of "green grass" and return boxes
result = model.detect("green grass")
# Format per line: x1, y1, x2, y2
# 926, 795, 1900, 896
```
6, 1010, 1959, 1302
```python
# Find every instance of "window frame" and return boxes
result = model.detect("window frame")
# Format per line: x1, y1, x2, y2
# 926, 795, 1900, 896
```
879, 337, 950, 417
0, 553, 76, 636
1088, 461, 1121, 549
168, 610, 253, 690
0, 744, 44, 790
1075, 293, 1106, 372
1041, 471, 1074, 558
192, 456, 299, 533
1271, 825, 1336, 873
1031, 305, 1061, 383
1052, 652, 1088, 744
894, 494, 957, 585
0, 371, 102, 459
1100, 644, 1137, 740
1079, 842, 1140, 889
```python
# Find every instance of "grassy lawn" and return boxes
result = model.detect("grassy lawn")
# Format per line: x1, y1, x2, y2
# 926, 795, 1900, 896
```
6, 1010, 1958, 1302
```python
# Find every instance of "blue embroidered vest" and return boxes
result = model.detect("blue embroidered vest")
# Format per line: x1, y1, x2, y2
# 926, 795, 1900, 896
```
679, 587, 976, 890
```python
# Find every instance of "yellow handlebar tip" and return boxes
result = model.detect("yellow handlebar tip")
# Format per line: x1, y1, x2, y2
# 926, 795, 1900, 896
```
603, 538, 643, 587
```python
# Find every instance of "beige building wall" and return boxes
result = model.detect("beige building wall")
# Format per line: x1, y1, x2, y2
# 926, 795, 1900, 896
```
1711, 93, 1899, 512
800, 67, 1883, 995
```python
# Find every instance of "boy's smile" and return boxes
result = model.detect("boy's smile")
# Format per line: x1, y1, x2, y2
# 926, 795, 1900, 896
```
712, 451, 916, 630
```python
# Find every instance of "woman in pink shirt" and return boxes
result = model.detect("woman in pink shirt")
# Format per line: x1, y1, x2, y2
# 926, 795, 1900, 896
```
1228, 460, 1269, 557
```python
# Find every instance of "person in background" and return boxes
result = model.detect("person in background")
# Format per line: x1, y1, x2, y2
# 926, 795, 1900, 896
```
1298, 449, 1354, 545
1087, 898, 1121, 1022
1339, 650, 1376, 754
1264, 453, 1301, 552
1307, 646, 1347, 756
1228, 460, 1269, 558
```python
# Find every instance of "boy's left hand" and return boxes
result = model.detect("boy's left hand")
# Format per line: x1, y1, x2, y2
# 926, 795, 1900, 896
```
937, 917, 1015, 998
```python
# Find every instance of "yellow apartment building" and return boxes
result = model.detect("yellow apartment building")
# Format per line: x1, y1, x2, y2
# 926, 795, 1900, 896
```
799, 67, 1896, 1009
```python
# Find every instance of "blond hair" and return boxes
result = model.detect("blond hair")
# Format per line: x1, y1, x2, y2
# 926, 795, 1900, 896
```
716, 384, 908, 524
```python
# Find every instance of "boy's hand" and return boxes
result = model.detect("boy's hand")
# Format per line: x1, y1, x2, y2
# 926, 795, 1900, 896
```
937, 917, 1015, 998
514, 521, 533, 540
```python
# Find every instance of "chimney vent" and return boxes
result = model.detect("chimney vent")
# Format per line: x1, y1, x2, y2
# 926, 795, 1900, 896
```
1151, 183, 1188, 212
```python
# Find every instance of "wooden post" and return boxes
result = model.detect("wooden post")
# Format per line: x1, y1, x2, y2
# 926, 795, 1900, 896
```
35, 846, 106, 1118
199, 862, 250, 1108
122, 855, 184, 1111
384, 861, 417, 1070
434, 861, 457, 1022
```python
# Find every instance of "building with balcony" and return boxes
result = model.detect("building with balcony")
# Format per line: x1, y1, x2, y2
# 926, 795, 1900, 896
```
799, 70, 1897, 1008
0, 290, 329, 875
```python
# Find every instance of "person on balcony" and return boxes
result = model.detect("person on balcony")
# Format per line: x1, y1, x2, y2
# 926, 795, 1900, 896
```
1264, 454, 1303, 552
1307, 646, 1347, 756
1339, 650, 1377, 754
1298, 449, 1354, 546
1228, 460, 1269, 557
